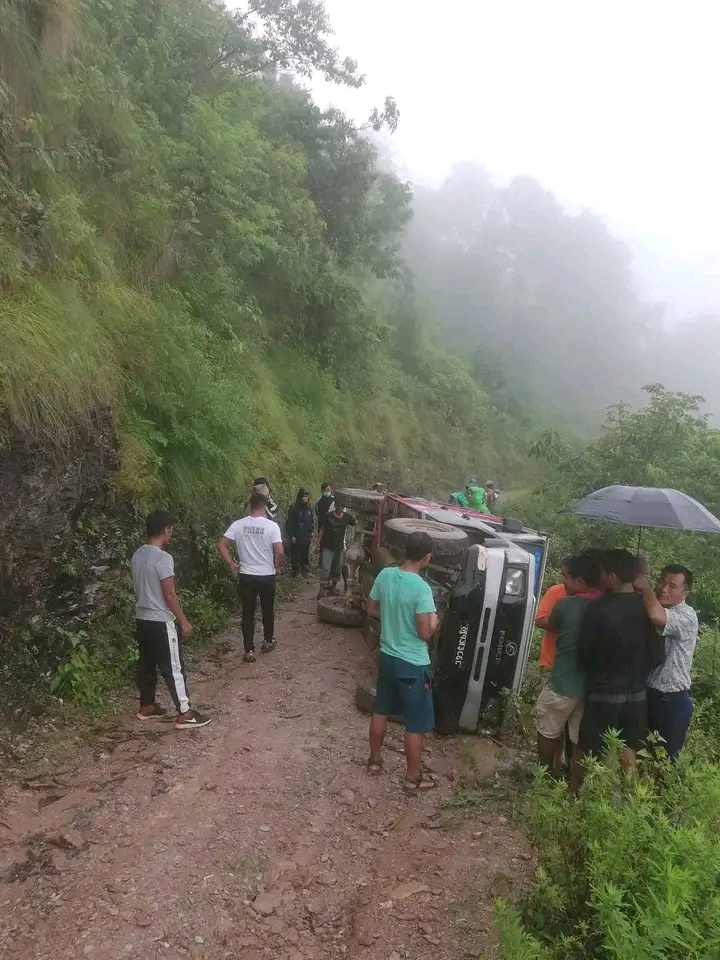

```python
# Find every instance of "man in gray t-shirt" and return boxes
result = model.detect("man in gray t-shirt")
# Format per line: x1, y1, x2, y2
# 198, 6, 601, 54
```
131, 511, 210, 730
635, 564, 698, 758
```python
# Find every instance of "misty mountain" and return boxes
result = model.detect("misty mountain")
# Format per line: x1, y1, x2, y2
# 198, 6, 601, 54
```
401, 162, 720, 429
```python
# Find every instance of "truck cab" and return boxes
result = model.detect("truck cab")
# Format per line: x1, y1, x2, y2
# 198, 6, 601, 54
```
371, 494, 549, 734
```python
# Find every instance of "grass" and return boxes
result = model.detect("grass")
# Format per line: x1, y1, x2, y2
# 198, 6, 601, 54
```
0, 280, 120, 442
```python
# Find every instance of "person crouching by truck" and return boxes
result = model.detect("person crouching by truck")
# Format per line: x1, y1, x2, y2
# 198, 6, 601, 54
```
286, 488, 314, 576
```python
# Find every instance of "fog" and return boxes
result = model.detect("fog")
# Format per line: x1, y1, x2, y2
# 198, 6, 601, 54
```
307, 0, 720, 421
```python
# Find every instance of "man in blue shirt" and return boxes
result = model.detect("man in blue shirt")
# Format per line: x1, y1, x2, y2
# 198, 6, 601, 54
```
366, 531, 438, 793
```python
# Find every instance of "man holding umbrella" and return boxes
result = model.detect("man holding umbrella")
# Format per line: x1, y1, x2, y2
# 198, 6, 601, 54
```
634, 565, 698, 758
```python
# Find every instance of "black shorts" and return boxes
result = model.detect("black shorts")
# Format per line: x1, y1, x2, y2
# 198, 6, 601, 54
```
580, 687, 647, 754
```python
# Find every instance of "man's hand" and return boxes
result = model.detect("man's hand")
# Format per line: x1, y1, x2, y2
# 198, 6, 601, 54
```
291, 537, 297, 545
634, 575, 667, 627
217, 536, 239, 575
180, 617, 193, 637
430, 612, 439, 634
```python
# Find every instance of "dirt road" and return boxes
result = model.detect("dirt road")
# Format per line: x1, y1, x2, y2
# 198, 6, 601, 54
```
0, 584, 528, 960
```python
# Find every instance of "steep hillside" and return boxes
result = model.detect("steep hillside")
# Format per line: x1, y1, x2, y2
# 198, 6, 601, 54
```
0, 0, 542, 713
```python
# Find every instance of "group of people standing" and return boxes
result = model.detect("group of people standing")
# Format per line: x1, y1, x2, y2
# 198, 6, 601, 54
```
130, 478, 358, 726
535, 548, 698, 788
284, 483, 356, 586
449, 478, 499, 514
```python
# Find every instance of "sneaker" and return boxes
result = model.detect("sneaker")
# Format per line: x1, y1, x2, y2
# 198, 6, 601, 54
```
174, 710, 212, 730
243, 650, 256, 663
261, 639, 277, 654
136, 703, 168, 721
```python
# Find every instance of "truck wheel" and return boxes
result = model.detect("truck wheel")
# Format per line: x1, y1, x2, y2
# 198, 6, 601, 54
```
317, 595, 365, 627
334, 488, 385, 512
383, 518, 469, 561
362, 613, 381, 652
355, 679, 402, 723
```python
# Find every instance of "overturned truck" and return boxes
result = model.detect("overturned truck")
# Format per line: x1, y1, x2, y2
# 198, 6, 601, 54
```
318, 488, 549, 735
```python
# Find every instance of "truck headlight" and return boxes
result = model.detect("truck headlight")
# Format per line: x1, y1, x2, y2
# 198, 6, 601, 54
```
504, 568, 526, 597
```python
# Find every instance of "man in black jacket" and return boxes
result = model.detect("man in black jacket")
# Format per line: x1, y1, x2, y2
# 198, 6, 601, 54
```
578, 549, 666, 771
286, 488, 314, 575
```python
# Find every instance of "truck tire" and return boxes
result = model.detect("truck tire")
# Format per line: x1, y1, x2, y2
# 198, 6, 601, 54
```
355, 679, 402, 723
362, 613, 381, 652
383, 518, 469, 561
317, 595, 365, 627
334, 488, 384, 512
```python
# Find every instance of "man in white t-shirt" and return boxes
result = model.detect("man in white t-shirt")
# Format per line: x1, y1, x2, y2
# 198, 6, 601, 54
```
217, 493, 284, 662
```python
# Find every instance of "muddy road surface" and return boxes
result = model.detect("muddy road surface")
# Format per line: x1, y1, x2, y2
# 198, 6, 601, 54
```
0, 584, 529, 959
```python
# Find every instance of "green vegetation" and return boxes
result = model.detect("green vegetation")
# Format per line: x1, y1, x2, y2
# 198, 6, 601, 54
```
0, 0, 538, 513
495, 630, 720, 960
0, 0, 542, 713
508, 384, 720, 619
492, 385, 720, 959
5, 6, 720, 954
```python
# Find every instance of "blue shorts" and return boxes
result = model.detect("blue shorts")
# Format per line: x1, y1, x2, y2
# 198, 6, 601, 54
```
374, 653, 435, 734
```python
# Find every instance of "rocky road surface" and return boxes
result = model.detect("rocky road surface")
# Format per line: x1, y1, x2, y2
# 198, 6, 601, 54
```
0, 583, 529, 959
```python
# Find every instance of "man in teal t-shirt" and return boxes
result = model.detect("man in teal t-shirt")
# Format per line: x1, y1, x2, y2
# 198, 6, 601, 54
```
536, 552, 603, 791
367, 531, 438, 793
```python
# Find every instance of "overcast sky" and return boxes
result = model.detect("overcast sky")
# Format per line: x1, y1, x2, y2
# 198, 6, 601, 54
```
310, 0, 719, 318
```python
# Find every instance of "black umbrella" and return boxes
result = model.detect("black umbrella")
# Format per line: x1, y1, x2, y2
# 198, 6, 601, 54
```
566, 485, 720, 550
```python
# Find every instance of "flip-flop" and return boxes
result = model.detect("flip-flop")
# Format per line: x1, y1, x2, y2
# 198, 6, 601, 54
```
403, 774, 437, 794
366, 760, 383, 776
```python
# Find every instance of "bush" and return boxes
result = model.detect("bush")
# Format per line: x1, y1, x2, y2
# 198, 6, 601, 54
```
496, 744, 720, 959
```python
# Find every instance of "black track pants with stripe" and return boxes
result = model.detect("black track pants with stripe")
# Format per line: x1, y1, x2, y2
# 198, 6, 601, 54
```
136, 619, 190, 714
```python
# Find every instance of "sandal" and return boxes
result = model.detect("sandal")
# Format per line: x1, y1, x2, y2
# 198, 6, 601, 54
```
403, 773, 437, 794
366, 760, 383, 776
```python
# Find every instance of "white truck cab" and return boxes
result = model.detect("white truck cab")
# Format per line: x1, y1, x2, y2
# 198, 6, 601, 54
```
377, 497, 549, 734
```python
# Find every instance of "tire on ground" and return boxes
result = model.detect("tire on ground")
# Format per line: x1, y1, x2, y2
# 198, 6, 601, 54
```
355, 678, 402, 723
334, 488, 385, 512
362, 613, 381, 652
316, 595, 365, 627
383, 518, 469, 562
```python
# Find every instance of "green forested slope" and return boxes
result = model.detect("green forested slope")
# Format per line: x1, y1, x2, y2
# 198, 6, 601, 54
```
0, 0, 539, 518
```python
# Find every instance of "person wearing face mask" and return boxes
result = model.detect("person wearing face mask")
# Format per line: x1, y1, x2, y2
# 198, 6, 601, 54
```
315, 483, 333, 567
634, 564, 698, 759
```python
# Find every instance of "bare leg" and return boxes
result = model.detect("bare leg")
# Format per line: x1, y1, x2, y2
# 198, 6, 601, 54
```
369, 714, 387, 767
569, 743, 584, 793
538, 732, 561, 772
619, 747, 638, 777
553, 729, 566, 773
405, 731, 424, 782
